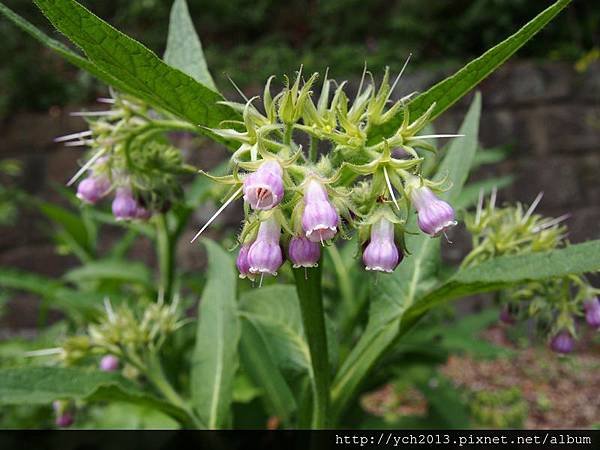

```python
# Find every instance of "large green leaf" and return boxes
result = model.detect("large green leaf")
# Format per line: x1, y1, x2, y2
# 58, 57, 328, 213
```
31, 0, 237, 141
331, 94, 481, 419
164, 0, 216, 90
368, 0, 571, 143
190, 240, 240, 429
238, 317, 297, 422
0, 367, 191, 424
402, 240, 600, 329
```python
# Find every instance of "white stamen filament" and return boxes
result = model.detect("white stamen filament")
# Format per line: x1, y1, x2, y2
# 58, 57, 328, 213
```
54, 130, 93, 142
383, 166, 400, 210
71, 110, 116, 117
523, 192, 544, 222
411, 134, 465, 139
104, 297, 116, 323
190, 186, 243, 243
532, 214, 570, 233
389, 53, 412, 96
64, 140, 94, 147
476, 189, 484, 225
24, 348, 63, 357
66, 148, 106, 186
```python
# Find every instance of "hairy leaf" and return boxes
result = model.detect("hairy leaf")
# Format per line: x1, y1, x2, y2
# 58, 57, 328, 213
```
403, 240, 600, 329
191, 240, 240, 428
0, 367, 190, 423
164, 0, 216, 90
63, 259, 153, 287
239, 318, 297, 422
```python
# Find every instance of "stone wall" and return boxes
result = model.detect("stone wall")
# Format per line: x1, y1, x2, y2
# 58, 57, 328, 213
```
0, 60, 598, 328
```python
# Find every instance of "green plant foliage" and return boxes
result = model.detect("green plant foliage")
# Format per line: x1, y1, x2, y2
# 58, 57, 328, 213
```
190, 240, 240, 428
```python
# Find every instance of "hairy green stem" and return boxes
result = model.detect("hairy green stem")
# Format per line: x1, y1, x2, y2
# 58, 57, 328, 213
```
283, 124, 293, 146
293, 263, 330, 429
156, 213, 175, 301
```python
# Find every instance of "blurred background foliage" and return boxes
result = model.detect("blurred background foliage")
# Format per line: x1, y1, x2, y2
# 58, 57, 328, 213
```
1, 0, 598, 119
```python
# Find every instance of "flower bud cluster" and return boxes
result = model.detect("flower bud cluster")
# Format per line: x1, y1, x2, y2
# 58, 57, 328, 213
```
199, 67, 461, 279
58, 93, 191, 221
61, 297, 185, 367
463, 192, 599, 354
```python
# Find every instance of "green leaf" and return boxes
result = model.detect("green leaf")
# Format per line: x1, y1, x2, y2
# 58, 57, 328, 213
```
403, 240, 600, 329
190, 240, 240, 429
240, 284, 337, 374
369, 0, 571, 142
331, 94, 481, 420
238, 318, 297, 422
32, 0, 238, 142
63, 259, 153, 287
164, 0, 216, 90
0, 367, 191, 424
0, 2, 123, 89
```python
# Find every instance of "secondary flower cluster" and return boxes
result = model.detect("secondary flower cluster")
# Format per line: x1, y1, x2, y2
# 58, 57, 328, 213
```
196, 67, 460, 280
464, 191, 599, 354
57, 92, 192, 221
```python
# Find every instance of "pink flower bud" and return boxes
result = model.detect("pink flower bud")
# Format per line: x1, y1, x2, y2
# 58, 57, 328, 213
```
112, 187, 138, 221
362, 217, 401, 273
410, 186, 457, 237
99, 355, 120, 372
550, 330, 574, 354
248, 217, 283, 276
236, 243, 254, 279
302, 180, 338, 243
288, 236, 320, 268
243, 160, 284, 211
52, 401, 74, 428
76, 176, 110, 204
584, 298, 600, 329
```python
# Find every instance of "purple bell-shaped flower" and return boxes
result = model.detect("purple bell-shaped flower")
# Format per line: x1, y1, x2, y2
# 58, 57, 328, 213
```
243, 160, 284, 211
302, 179, 338, 244
362, 217, 401, 273
410, 186, 457, 237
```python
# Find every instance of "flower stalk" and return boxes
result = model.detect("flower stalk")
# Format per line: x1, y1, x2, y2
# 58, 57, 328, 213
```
293, 263, 330, 429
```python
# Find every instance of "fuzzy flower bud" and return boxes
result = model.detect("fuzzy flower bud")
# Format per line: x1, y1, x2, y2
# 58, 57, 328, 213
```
289, 236, 320, 268
550, 330, 575, 354
362, 217, 401, 273
584, 298, 600, 329
112, 187, 138, 221
410, 186, 457, 237
99, 355, 120, 372
302, 179, 338, 243
236, 243, 254, 279
243, 160, 284, 211
77, 176, 110, 204
248, 217, 283, 276
53, 401, 74, 428
135, 205, 152, 221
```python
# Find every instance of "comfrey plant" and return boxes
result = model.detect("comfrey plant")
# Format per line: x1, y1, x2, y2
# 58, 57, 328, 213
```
190, 66, 462, 284
1, 0, 597, 430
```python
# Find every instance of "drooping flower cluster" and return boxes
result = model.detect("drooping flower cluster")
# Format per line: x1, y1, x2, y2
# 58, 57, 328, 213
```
194, 67, 462, 279
464, 191, 600, 355
57, 92, 193, 222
